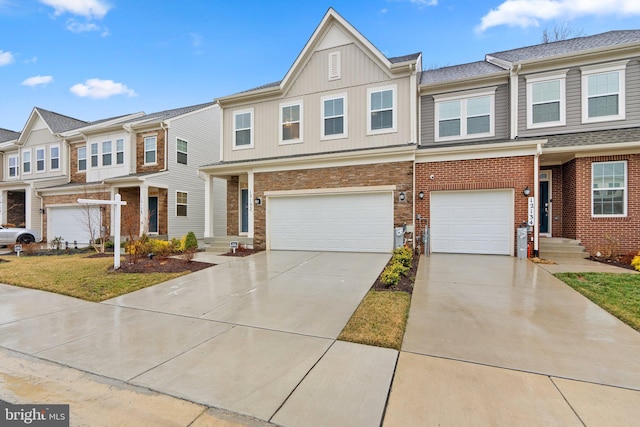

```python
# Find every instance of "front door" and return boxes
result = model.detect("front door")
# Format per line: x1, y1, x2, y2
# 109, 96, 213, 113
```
241, 189, 249, 234
148, 196, 158, 233
539, 171, 551, 235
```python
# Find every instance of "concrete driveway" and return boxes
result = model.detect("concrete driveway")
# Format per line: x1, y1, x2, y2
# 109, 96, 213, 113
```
0, 251, 398, 426
385, 254, 640, 426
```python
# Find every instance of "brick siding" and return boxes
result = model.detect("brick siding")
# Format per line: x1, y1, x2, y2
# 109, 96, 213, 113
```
227, 176, 239, 235
69, 146, 86, 184
136, 131, 165, 173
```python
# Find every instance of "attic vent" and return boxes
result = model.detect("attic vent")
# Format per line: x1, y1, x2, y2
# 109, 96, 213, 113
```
328, 51, 341, 81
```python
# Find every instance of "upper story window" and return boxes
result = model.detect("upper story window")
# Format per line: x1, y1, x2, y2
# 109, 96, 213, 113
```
176, 138, 188, 164
368, 85, 397, 135
36, 148, 45, 172
176, 191, 188, 217
592, 161, 627, 217
526, 71, 567, 129
8, 155, 19, 178
50, 145, 60, 171
328, 51, 341, 81
434, 88, 495, 142
116, 139, 124, 165
22, 150, 31, 174
144, 136, 157, 164
90, 143, 98, 167
102, 141, 112, 166
280, 102, 303, 144
233, 109, 253, 149
321, 94, 347, 140
581, 61, 627, 123
78, 147, 87, 172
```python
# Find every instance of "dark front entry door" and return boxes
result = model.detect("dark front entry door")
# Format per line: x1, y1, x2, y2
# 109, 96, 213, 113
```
539, 181, 549, 234
241, 189, 249, 233
148, 196, 158, 233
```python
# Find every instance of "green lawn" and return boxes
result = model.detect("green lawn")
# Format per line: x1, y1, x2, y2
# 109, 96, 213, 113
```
555, 272, 640, 331
338, 290, 411, 350
0, 253, 188, 302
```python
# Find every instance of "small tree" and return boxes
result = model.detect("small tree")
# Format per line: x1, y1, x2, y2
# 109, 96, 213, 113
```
182, 231, 198, 262
542, 23, 585, 43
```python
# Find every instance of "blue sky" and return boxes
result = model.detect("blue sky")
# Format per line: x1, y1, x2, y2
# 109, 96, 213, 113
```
1, 0, 639, 132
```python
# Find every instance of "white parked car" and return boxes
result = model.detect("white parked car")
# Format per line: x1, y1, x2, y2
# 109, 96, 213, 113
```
0, 225, 42, 245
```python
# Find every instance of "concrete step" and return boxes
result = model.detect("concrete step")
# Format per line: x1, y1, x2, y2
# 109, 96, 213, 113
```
539, 238, 589, 259
539, 237, 583, 247
204, 236, 253, 253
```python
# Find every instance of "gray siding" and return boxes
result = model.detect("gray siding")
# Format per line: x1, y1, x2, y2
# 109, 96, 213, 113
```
152, 105, 222, 239
518, 59, 640, 137
420, 84, 510, 145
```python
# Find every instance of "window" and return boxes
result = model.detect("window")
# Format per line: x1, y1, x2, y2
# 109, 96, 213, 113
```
90, 143, 98, 167
434, 89, 495, 141
321, 94, 347, 140
582, 62, 627, 123
526, 71, 567, 128
102, 141, 112, 166
176, 138, 188, 164
328, 51, 341, 80
144, 136, 157, 164
368, 86, 396, 135
116, 139, 124, 164
176, 191, 188, 217
8, 155, 19, 177
78, 147, 87, 172
50, 145, 60, 170
280, 102, 302, 144
233, 110, 253, 149
22, 150, 31, 174
592, 161, 627, 217
36, 148, 45, 172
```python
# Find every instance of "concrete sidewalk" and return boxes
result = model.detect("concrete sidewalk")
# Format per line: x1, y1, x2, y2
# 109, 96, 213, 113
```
385, 254, 640, 426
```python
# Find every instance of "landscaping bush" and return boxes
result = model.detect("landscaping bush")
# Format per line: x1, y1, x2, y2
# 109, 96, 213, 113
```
393, 246, 413, 267
632, 252, 640, 272
380, 246, 414, 287
182, 231, 198, 262
147, 239, 173, 258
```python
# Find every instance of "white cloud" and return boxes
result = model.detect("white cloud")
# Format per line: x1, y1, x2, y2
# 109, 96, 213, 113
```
190, 32, 203, 48
66, 19, 100, 33
22, 75, 53, 87
0, 50, 14, 66
24, 56, 38, 64
39, 0, 110, 20
70, 78, 136, 99
477, 0, 640, 32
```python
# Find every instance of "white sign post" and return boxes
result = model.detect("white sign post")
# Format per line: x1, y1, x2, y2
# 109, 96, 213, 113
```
78, 194, 127, 269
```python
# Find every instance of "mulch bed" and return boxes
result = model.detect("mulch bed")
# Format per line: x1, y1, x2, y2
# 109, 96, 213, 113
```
372, 253, 419, 294
588, 254, 637, 271
115, 257, 214, 273
221, 248, 262, 257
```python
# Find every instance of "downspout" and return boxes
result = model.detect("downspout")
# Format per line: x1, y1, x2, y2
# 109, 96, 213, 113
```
509, 64, 521, 140
533, 143, 541, 257
161, 122, 168, 171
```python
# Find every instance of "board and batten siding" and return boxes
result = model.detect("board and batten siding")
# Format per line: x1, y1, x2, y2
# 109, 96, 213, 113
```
517, 59, 640, 137
419, 83, 510, 146
152, 105, 224, 239
223, 42, 414, 162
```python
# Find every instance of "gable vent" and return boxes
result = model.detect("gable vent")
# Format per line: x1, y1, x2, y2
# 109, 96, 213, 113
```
328, 51, 341, 81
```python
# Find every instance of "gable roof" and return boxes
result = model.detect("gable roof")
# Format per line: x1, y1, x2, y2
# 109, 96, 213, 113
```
0, 128, 20, 143
35, 107, 88, 133
420, 61, 505, 85
488, 30, 640, 63
123, 101, 217, 127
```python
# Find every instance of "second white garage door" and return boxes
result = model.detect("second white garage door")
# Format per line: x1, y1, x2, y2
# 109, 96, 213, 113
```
48, 205, 101, 247
268, 192, 393, 253
430, 190, 513, 255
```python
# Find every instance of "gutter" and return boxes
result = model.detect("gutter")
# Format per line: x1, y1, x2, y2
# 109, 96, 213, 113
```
510, 64, 522, 139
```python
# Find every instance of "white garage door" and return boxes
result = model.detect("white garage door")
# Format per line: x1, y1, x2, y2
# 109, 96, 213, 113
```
48, 206, 101, 247
268, 192, 393, 252
430, 190, 513, 255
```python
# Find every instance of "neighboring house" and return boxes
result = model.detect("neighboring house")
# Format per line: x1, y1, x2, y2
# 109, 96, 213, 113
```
416, 30, 640, 256
1, 103, 224, 247
199, 8, 421, 252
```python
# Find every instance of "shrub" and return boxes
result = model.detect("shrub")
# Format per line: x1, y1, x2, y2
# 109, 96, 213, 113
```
182, 231, 198, 262
393, 246, 413, 268
23, 243, 41, 256
147, 239, 173, 258
380, 261, 410, 287
632, 253, 640, 272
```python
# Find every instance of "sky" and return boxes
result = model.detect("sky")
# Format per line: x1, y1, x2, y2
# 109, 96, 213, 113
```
1, 0, 640, 132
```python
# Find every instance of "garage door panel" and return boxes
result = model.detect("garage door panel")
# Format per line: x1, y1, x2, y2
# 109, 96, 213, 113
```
48, 206, 101, 248
431, 190, 513, 255
269, 192, 393, 253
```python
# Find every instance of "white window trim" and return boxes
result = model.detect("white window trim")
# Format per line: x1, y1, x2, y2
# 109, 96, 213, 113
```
90, 142, 99, 168
116, 139, 125, 165
176, 137, 188, 164
321, 93, 348, 141
279, 100, 303, 145
35, 147, 46, 173
50, 144, 61, 171
434, 87, 496, 142
592, 160, 627, 218
101, 140, 113, 167
328, 51, 341, 81
233, 108, 254, 150
367, 84, 397, 136
525, 70, 568, 129
22, 149, 31, 175
77, 146, 87, 172
581, 61, 627, 124
176, 190, 188, 217
144, 136, 158, 165
8, 154, 19, 178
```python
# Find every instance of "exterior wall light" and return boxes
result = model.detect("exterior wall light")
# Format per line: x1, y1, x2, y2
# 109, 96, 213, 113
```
418, 191, 424, 200
523, 186, 531, 197
398, 192, 406, 202
255, 197, 262, 206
